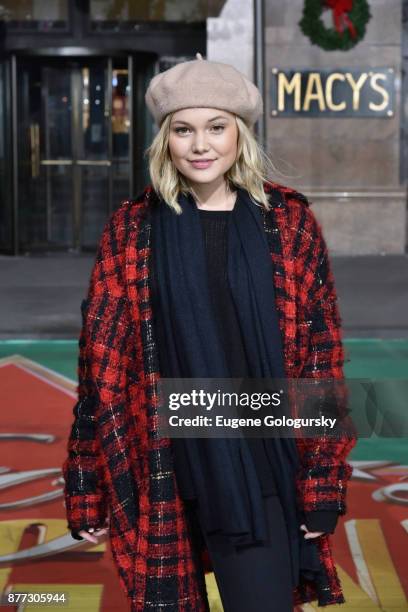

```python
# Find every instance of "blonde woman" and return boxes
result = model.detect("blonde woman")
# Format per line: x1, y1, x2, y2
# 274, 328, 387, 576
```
63, 55, 356, 612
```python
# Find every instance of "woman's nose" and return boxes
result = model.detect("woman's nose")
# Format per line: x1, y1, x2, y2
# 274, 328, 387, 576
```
192, 132, 210, 152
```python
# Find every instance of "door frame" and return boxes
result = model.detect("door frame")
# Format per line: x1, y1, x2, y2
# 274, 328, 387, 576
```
8, 48, 155, 255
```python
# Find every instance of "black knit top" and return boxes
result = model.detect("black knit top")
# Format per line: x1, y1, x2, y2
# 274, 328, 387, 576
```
198, 208, 277, 496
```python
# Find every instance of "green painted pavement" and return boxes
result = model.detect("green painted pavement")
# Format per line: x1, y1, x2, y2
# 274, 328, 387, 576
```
1, 339, 407, 462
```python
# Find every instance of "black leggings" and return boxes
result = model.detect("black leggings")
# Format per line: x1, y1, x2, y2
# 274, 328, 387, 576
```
184, 495, 293, 612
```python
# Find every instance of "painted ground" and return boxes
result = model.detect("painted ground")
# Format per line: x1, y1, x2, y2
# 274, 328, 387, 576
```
0, 340, 407, 611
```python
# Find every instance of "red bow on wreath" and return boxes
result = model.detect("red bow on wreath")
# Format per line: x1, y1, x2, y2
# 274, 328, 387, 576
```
325, 0, 357, 38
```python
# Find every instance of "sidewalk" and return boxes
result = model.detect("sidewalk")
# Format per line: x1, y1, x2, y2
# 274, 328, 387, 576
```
0, 254, 407, 339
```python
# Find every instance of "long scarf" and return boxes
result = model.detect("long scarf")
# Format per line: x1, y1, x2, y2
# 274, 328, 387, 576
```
150, 186, 321, 588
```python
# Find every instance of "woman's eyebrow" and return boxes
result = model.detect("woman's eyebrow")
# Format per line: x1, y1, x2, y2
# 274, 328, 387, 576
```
171, 115, 228, 126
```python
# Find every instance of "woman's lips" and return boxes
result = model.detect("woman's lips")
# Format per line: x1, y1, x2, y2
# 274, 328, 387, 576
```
189, 159, 215, 169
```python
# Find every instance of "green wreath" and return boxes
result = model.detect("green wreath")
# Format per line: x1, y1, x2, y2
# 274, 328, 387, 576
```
299, 0, 371, 51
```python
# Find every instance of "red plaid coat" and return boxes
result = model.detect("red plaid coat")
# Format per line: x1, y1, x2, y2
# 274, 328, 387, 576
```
63, 180, 357, 611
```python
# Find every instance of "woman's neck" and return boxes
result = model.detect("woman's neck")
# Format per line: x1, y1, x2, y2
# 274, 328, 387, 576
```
189, 181, 237, 211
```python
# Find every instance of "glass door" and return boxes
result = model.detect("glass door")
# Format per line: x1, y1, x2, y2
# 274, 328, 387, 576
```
16, 56, 131, 252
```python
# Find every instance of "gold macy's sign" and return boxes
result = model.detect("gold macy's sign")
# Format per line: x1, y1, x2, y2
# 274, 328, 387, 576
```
270, 67, 395, 117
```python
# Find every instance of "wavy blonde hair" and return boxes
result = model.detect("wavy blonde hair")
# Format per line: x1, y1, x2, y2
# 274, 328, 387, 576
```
145, 112, 279, 214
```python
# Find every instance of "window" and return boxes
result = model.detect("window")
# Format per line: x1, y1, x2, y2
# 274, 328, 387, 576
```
89, 0, 224, 30
0, 0, 68, 31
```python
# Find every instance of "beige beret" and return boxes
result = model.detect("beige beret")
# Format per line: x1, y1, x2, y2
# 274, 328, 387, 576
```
145, 53, 263, 127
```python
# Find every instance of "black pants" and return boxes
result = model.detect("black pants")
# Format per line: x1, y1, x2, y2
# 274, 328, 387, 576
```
184, 495, 293, 612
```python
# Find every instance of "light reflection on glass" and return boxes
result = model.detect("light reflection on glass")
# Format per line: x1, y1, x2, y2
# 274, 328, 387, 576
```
82, 68, 90, 131
112, 69, 129, 138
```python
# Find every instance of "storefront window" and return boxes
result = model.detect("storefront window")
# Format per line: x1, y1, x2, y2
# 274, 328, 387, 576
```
90, 0, 224, 29
0, 0, 68, 31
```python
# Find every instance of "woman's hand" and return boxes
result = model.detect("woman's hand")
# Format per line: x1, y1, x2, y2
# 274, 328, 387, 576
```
78, 525, 109, 544
299, 523, 324, 539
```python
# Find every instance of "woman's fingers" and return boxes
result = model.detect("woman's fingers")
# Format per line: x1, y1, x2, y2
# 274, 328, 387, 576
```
78, 530, 98, 543
94, 528, 109, 536
299, 523, 324, 539
77, 527, 109, 544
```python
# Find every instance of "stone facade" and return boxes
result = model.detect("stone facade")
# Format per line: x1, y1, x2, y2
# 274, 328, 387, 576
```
208, 0, 407, 254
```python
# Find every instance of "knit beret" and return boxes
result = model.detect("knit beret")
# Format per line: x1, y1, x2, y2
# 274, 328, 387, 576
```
145, 53, 263, 127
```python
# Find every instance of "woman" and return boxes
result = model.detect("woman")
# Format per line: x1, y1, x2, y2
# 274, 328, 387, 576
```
63, 54, 356, 612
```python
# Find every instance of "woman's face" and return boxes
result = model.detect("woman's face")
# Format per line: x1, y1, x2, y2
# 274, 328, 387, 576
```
168, 107, 238, 186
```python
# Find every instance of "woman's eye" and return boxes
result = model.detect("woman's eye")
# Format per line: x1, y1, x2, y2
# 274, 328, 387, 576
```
174, 125, 225, 135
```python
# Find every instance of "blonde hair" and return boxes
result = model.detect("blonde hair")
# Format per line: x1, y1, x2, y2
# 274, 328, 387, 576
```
145, 112, 278, 214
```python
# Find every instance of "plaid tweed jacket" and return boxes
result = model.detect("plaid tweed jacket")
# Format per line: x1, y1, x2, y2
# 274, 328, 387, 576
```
63, 180, 357, 611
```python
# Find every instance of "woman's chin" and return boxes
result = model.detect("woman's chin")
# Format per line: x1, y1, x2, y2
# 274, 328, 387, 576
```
181, 169, 224, 185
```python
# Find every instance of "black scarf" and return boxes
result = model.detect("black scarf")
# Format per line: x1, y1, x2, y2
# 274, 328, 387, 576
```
150, 186, 321, 588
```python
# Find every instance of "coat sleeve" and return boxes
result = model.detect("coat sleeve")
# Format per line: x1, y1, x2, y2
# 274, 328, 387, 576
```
62, 307, 108, 539
293, 202, 357, 520
62, 204, 136, 538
